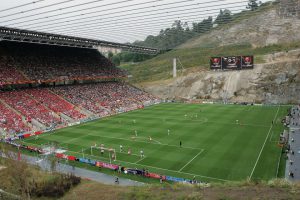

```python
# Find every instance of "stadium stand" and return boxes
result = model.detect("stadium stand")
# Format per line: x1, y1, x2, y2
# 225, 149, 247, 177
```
0, 91, 62, 127
0, 41, 158, 136
0, 55, 28, 85
25, 88, 86, 121
0, 42, 127, 84
0, 102, 31, 135
51, 82, 157, 115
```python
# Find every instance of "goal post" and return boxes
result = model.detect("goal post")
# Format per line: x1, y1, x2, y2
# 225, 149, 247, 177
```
90, 145, 117, 163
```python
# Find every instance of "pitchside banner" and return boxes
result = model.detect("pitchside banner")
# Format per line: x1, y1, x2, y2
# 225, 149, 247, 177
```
241, 56, 254, 69
221, 56, 241, 70
210, 57, 222, 70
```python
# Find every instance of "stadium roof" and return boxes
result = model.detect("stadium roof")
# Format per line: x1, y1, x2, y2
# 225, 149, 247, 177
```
0, 26, 160, 54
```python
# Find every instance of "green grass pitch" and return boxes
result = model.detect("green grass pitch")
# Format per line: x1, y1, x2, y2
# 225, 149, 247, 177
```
21, 103, 288, 182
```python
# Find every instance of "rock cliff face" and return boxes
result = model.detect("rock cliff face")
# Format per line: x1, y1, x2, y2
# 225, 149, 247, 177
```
141, 50, 300, 104
278, 0, 300, 18
136, 3, 300, 104
179, 8, 300, 49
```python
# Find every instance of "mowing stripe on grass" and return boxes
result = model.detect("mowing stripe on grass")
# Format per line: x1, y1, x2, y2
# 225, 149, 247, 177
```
178, 149, 204, 172
21, 103, 287, 182
66, 148, 227, 182
21, 140, 226, 182
249, 106, 280, 180
39, 131, 203, 151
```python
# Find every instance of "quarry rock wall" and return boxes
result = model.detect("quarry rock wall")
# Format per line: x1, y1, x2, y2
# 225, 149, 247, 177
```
142, 50, 300, 104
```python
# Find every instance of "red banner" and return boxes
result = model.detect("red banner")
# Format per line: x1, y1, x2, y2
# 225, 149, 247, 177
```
56, 153, 65, 158
23, 133, 31, 138
146, 172, 166, 180
34, 131, 43, 135
67, 155, 76, 161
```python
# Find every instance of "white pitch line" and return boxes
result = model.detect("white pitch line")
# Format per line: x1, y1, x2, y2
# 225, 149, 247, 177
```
249, 106, 280, 180
179, 149, 204, 172
31, 130, 202, 151
23, 140, 227, 182
78, 133, 203, 151
130, 159, 229, 182
269, 130, 274, 142
135, 156, 147, 164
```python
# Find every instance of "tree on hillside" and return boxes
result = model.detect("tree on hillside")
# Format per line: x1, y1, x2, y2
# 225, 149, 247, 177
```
112, 55, 121, 66
192, 16, 213, 33
247, 0, 259, 11
108, 51, 114, 60
214, 9, 232, 25
133, 20, 195, 50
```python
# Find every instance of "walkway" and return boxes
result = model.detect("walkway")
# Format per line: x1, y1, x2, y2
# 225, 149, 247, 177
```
1, 153, 144, 187
285, 105, 300, 181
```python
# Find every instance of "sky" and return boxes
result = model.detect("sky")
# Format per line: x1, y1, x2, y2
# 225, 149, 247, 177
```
0, 0, 271, 43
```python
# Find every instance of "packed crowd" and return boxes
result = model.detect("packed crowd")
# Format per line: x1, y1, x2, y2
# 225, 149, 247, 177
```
0, 91, 61, 127
0, 42, 126, 84
0, 102, 30, 135
0, 42, 157, 135
0, 55, 28, 85
52, 82, 157, 116
0, 82, 157, 134
25, 88, 86, 120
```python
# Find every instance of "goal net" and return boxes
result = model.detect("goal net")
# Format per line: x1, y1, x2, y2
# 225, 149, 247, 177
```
90, 144, 116, 163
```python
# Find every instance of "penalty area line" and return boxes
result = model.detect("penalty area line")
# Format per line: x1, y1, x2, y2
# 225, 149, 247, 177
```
178, 149, 204, 172
24, 142, 228, 182
64, 147, 226, 182
135, 156, 147, 164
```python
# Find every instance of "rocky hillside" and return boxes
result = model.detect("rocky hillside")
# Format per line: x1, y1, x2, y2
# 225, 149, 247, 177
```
129, 1, 300, 104
139, 49, 300, 104
179, 4, 300, 49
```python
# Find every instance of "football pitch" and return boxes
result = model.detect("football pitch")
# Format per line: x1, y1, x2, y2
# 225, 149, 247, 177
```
21, 103, 288, 182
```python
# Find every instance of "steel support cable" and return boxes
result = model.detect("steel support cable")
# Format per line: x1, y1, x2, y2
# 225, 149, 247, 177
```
43, 2, 282, 39
21, 0, 248, 33
49, 7, 285, 42
1, 2, 281, 43
62, 31, 145, 42
25, 2, 247, 31
0, 0, 76, 19
61, 32, 138, 42
5, 0, 232, 28
0, 0, 47, 13
13, 5, 275, 43
36, 8, 253, 35
2, 0, 162, 25
55, 27, 164, 38
3, 0, 190, 27
44, 17, 219, 36
3, 4, 281, 43
32, 5, 248, 32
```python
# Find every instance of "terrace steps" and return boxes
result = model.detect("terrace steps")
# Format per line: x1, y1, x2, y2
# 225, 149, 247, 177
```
23, 93, 62, 126
0, 99, 33, 132
48, 89, 92, 119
